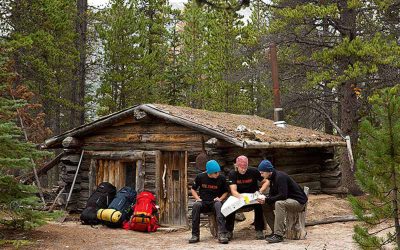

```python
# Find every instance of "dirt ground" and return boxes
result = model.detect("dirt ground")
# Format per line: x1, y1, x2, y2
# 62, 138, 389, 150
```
1, 195, 359, 250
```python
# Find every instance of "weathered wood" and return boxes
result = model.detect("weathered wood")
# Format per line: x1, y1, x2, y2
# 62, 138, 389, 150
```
62, 137, 82, 148
184, 151, 189, 227
97, 159, 103, 186
88, 159, 96, 197
208, 213, 218, 238
103, 160, 109, 183
109, 160, 115, 187
244, 140, 346, 149
306, 215, 357, 226
139, 105, 243, 147
19, 152, 64, 183
86, 150, 144, 160
48, 187, 65, 212
286, 186, 309, 240
65, 150, 84, 209
61, 154, 81, 164
44, 105, 143, 148
136, 160, 144, 193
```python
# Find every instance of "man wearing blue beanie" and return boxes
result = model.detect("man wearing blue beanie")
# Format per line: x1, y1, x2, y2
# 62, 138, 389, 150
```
257, 159, 308, 244
189, 160, 229, 244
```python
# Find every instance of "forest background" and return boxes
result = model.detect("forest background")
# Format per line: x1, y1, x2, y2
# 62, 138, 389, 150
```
0, 0, 400, 222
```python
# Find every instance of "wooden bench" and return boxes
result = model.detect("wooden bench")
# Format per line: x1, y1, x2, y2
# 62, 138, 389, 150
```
285, 186, 309, 240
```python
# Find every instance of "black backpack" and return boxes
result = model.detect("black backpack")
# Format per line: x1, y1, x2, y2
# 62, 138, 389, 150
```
104, 186, 137, 227
80, 182, 117, 225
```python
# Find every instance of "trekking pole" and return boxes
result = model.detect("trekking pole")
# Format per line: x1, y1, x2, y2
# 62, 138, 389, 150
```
65, 150, 85, 210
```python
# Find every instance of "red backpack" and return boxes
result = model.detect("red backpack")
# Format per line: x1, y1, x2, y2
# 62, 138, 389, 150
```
123, 191, 159, 232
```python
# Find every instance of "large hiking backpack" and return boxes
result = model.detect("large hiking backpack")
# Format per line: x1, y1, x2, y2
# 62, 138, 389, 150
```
98, 186, 137, 227
80, 182, 116, 225
123, 191, 159, 232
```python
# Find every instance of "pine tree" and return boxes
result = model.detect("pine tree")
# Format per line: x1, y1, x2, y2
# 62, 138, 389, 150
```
349, 85, 400, 249
0, 41, 52, 230
263, 0, 400, 194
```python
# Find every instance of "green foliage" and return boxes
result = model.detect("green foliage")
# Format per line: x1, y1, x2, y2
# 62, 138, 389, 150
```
0, 41, 52, 230
95, 0, 171, 115
350, 85, 400, 249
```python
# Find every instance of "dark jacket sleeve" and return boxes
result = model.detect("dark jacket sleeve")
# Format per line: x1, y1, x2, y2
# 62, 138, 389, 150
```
266, 175, 288, 204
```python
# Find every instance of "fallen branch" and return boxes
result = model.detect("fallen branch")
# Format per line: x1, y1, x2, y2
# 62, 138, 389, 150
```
306, 215, 358, 227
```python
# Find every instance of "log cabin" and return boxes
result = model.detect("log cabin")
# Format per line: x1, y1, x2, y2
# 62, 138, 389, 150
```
42, 104, 346, 227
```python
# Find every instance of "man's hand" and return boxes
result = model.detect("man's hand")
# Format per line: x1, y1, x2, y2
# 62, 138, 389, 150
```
195, 198, 202, 202
214, 197, 222, 202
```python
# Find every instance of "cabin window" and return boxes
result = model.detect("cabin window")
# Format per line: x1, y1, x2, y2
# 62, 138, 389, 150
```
95, 159, 137, 190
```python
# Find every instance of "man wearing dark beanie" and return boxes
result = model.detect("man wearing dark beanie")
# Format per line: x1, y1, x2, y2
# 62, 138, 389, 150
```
258, 160, 308, 244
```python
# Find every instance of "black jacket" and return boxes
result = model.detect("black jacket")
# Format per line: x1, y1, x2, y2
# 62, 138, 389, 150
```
266, 170, 308, 205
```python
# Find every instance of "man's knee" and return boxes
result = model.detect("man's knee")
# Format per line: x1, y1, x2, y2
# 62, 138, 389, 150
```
192, 201, 202, 211
275, 200, 285, 208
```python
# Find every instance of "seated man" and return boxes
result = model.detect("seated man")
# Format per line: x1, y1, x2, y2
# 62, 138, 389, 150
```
258, 160, 308, 243
189, 160, 229, 244
225, 155, 269, 240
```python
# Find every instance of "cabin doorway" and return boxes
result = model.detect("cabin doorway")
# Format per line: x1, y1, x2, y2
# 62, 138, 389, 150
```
157, 151, 188, 226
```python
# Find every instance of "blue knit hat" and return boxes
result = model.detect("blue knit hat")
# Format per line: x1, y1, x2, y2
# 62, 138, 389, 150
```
258, 160, 274, 172
206, 160, 221, 174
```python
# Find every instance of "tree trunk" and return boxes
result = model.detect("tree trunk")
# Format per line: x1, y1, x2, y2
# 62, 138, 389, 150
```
337, 0, 362, 195
75, 0, 87, 126
339, 82, 362, 195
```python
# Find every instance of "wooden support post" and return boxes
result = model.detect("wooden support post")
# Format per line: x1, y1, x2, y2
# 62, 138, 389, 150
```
286, 186, 309, 240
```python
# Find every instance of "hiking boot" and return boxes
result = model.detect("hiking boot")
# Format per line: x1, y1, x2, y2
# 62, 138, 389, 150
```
218, 233, 229, 244
266, 234, 284, 243
189, 235, 199, 243
226, 231, 233, 241
256, 230, 264, 240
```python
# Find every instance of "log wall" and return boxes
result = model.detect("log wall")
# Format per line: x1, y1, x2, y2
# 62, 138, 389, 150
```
57, 115, 342, 216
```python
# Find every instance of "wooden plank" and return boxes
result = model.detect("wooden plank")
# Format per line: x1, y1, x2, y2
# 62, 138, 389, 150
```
97, 160, 103, 186
184, 151, 188, 226
136, 160, 144, 193
119, 161, 125, 190
103, 160, 109, 183
89, 159, 96, 196
115, 160, 120, 190
109, 160, 115, 187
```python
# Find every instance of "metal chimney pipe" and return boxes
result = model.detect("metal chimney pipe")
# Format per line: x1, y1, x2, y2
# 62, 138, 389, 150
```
269, 43, 284, 124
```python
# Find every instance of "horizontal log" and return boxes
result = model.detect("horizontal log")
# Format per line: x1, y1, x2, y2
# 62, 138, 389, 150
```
320, 178, 341, 188
321, 169, 341, 178
321, 186, 348, 194
306, 215, 357, 227
60, 164, 78, 173
97, 122, 200, 135
62, 137, 82, 148
291, 173, 320, 184
244, 140, 346, 149
61, 154, 81, 164
83, 142, 205, 152
85, 133, 206, 144
85, 150, 145, 160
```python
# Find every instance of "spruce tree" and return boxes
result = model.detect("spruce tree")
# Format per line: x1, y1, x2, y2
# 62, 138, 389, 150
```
0, 42, 52, 230
350, 85, 400, 249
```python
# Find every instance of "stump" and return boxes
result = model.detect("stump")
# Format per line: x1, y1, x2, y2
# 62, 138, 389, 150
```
207, 206, 255, 238
285, 186, 309, 240
207, 212, 218, 238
